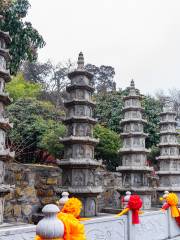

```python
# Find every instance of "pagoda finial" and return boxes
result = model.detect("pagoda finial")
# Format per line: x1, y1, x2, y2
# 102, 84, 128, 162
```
130, 79, 135, 88
77, 52, 84, 70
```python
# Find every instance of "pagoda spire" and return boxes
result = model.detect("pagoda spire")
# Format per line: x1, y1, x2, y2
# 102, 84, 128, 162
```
130, 79, 135, 88
77, 52, 84, 70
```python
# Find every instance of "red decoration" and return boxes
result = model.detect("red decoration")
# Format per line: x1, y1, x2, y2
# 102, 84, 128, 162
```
128, 195, 143, 224
162, 203, 170, 211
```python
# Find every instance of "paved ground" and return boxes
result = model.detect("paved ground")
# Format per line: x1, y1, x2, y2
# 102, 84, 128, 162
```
0, 223, 36, 240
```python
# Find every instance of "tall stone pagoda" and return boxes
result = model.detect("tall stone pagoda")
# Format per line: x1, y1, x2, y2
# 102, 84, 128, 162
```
59, 52, 102, 217
117, 80, 153, 209
157, 106, 180, 197
0, 15, 14, 223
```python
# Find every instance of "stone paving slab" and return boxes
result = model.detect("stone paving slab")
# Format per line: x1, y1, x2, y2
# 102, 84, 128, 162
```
0, 223, 36, 240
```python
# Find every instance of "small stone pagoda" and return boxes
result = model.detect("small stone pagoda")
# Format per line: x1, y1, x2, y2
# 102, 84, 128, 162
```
117, 80, 153, 209
59, 52, 102, 217
0, 15, 14, 223
157, 106, 180, 197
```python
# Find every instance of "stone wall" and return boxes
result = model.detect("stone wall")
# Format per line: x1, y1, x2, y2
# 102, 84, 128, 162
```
3, 163, 121, 223
4, 163, 62, 223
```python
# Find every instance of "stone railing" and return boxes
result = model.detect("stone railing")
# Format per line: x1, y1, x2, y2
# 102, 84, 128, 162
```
35, 207, 180, 240
84, 209, 180, 240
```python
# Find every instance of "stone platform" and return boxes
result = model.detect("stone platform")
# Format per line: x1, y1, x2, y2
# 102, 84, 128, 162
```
0, 222, 36, 240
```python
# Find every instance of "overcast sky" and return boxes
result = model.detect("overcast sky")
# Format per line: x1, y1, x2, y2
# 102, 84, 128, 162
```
26, 0, 180, 95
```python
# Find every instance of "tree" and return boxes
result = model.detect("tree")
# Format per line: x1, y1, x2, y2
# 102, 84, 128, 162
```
85, 64, 116, 93
21, 60, 52, 84
95, 89, 162, 148
7, 98, 66, 163
147, 146, 160, 170
21, 60, 74, 108
6, 73, 42, 101
38, 121, 66, 159
0, 0, 45, 74
94, 124, 121, 171
94, 90, 124, 133
142, 95, 162, 148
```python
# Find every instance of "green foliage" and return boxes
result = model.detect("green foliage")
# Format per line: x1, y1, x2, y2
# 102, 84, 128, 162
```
94, 124, 121, 171
147, 145, 160, 169
94, 91, 124, 133
142, 95, 162, 148
95, 90, 162, 149
7, 98, 65, 163
1, 0, 45, 74
6, 73, 42, 101
38, 119, 66, 158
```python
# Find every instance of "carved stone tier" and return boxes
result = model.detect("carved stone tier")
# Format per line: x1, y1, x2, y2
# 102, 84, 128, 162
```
60, 53, 102, 217
60, 186, 102, 194
121, 119, 147, 124
160, 131, 179, 135
0, 118, 13, 130
68, 69, 93, 79
0, 31, 11, 45
123, 95, 142, 100
0, 20, 14, 224
64, 116, 97, 124
0, 48, 11, 61
0, 69, 10, 82
59, 158, 101, 168
116, 166, 153, 171
157, 156, 180, 160
0, 149, 15, 160
157, 108, 180, 198
120, 187, 153, 192
61, 136, 99, 145
66, 84, 94, 92
158, 143, 180, 147
122, 106, 145, 112
117, 80, 153, 209
121, 132, 148, 137
64, 99, 96, 108
0, 92, 12, 105
120, 148, 150, 153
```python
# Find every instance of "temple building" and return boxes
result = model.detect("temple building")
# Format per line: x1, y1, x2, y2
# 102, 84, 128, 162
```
157, 107, 180, 197
117, 80, 153, 209
0, 15, 14, 223
59, 52, 102, 217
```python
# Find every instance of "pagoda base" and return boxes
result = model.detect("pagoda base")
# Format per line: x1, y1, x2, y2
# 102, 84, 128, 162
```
61, 189, 100, 217
118, 188, 153, 210
80, 195, 99, 217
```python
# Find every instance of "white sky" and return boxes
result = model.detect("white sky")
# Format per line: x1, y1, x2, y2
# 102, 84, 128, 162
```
26, 0, 180, 94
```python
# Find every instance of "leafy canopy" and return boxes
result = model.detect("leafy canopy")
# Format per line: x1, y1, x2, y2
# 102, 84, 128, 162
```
94, 91, 124, 133
0, 0, 45, 74
94, 124, 121, 171
6, 73, 42, 101
7, 98, 66, 163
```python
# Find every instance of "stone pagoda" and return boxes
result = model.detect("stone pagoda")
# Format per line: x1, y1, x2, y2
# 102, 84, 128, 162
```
157, 106, 180, 197
0, 15, 14, 223
59, 52, 102, 217
117, 80, 153, 209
